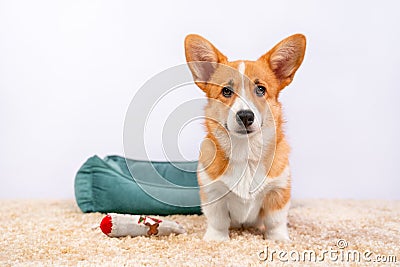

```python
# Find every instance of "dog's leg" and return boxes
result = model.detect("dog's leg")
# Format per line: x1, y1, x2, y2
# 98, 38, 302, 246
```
261, 187, 291, 241
202, 200, 230, 241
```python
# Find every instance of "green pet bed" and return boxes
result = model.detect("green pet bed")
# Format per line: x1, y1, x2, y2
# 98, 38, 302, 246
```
74, 155, 201, 215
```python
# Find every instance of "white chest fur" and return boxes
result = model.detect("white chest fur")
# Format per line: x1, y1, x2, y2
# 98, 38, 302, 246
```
199, 130, 290, 227
226, 191, 265, 227
213, 129, 277, 199
198, 163, 290, 226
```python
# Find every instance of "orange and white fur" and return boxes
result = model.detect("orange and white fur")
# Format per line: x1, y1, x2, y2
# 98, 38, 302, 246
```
184, 34, 306, 241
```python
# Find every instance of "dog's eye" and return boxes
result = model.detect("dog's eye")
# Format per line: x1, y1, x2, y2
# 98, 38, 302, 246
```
255, 85, 266, 97
222, 87, 233, 98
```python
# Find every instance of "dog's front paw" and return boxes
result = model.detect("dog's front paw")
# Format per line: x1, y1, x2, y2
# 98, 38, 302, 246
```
203, 227, 230, 241
264, 229, 290, 242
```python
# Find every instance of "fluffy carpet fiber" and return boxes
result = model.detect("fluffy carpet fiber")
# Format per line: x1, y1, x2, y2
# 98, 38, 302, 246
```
0, 199, 399, 266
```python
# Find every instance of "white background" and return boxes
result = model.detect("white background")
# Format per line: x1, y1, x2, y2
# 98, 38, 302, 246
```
1, 1, 399, 199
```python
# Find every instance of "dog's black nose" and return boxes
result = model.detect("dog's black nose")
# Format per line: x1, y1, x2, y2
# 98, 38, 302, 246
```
236, 110, 254, 128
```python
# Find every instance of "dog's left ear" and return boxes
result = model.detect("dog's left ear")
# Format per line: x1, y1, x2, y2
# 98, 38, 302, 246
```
184, 34, 227, 86
259, 34, 306, 88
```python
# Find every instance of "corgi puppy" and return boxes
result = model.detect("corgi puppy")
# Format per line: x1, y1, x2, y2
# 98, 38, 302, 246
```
184, 34, 306, 241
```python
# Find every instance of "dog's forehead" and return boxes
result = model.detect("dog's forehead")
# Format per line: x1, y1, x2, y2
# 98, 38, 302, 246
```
213, 61, 266, 84
211, 63, 240, 83
208, 61, 269, 98
235, 61, 267, 79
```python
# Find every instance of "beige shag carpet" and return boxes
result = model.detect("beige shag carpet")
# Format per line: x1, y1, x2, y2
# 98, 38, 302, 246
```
0, 200, 399, 266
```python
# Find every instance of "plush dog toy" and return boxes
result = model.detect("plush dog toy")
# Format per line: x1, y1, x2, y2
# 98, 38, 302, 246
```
100, 213, 186, 237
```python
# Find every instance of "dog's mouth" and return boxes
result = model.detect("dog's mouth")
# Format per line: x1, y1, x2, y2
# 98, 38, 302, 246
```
235, 129, 253, 135
224, 123, 256, 135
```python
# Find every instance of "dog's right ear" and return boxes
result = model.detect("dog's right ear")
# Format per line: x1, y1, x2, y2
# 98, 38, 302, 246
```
185, 34, 227, 85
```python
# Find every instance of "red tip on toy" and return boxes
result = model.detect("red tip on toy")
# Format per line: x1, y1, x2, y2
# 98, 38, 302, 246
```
100, 215, 113, 236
